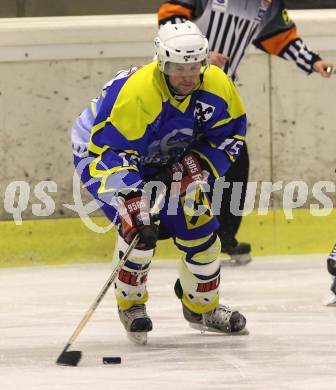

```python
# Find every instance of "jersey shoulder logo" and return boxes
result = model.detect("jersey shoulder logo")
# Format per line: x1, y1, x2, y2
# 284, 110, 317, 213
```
194, 100, 215, 122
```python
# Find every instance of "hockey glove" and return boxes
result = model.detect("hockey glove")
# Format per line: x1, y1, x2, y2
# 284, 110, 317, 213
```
118, 192, 158, 250
154, 153, 205, 196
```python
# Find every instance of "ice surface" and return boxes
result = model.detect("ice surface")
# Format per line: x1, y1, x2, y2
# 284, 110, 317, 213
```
1, 255, 335, 390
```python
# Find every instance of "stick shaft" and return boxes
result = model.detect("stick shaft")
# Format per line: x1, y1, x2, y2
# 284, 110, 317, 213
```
62, 190, 165, 349
65, 235, 140, 348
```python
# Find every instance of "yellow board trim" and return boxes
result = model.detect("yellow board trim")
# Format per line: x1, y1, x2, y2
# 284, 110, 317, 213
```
0, 209, 335, 268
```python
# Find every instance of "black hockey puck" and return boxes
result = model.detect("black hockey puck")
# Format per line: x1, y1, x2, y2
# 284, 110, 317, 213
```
102, 356, 121, 364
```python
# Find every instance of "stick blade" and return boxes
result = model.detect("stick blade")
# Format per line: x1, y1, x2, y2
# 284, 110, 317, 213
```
56, 350, 82, 367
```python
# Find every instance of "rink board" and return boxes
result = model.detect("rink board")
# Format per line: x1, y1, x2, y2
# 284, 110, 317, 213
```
1, 209, 335, 267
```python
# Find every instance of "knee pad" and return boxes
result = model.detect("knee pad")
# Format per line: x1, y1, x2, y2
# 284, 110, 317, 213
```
181, 234, 221, 279
177, 234, 221, 313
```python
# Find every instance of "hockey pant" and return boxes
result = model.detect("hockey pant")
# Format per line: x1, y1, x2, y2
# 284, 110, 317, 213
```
114, 186, 222, 313
74, 154, 222, 314
157, 144, 250, 244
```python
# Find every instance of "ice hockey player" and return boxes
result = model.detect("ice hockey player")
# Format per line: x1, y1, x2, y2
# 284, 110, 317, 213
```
71, 21, 248, 344
325, 243, 336, 306
158, 0, 334, 266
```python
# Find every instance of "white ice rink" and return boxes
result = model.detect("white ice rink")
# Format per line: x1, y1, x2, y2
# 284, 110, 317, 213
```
1, 254, 336, 390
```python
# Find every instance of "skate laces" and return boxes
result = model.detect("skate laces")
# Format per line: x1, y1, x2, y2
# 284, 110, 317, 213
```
124, 304, 148, 320
203, 305, 233, 326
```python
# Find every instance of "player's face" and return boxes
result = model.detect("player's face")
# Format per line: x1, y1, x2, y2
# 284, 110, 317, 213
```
166, 62, 202, 95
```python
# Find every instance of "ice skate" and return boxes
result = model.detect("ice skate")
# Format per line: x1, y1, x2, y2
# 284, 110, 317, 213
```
182, 303, 249, 335
221, 239, 252, 266
218, 233, 252, 266
324, 246, 336, 306
118, 304, 152, 345
323, 277, 336, 306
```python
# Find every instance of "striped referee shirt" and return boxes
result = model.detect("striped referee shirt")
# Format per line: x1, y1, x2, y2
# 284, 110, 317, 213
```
158, 0, 321, 81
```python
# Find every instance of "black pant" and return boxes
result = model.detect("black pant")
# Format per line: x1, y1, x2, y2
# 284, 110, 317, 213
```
215, 142, 249, 243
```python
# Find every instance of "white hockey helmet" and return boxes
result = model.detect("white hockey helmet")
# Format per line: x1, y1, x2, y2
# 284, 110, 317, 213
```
154, 21, 209, 74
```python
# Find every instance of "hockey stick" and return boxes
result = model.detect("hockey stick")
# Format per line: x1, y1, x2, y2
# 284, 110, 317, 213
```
56, 234, 139, 366
56, 190, 165, 367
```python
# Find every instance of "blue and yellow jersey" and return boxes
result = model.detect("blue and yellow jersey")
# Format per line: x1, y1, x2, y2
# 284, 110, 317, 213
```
71, 61, 247, 194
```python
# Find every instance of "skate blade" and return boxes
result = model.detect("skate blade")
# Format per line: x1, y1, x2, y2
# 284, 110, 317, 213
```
127, 331, 148, 345
189, 323, 249, 335
221, 254, 252, 267
323, 293, 336, 306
